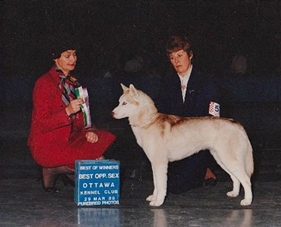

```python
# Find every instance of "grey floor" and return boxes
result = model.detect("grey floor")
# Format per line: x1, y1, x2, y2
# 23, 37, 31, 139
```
1, 105, 281, 227
1, 178, 281, 227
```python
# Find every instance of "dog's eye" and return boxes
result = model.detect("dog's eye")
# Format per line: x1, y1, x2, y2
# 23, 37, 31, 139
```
122, 101, 127, 105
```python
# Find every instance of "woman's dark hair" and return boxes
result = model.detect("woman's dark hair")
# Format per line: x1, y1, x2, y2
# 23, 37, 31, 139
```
166, 35, 193, 57
49, 32, 79, 59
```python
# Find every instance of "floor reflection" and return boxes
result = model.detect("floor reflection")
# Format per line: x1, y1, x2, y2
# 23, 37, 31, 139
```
151, 209, 167, 227
150, 208, 253, 227
75, 206, 253, 227
226, 209, 253, 227
77, 208, 120, 227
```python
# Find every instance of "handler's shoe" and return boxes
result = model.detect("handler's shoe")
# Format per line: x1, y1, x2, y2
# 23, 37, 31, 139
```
204, 168, 217, 186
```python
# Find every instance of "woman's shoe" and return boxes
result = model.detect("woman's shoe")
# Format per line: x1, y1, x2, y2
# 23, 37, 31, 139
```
42, 185, 60, 193
204, 167, 217, 186
42, 166, 74, 192
61, 174, 75, 187
42, 167, 60, 192
204, 177, 217, 186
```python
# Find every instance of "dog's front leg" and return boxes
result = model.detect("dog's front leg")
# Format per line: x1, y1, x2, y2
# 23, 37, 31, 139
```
148, 162, 168, 206
146, 166, 157, 202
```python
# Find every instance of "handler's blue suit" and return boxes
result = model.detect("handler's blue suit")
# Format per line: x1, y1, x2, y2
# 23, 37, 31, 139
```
155, 67, 220, 193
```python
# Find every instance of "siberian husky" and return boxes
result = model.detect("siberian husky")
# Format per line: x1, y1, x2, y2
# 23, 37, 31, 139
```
112, 84, 254, 207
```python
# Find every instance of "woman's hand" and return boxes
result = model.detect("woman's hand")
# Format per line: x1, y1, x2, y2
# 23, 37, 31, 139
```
85, 131, 99, 143
65, 98, 84, 116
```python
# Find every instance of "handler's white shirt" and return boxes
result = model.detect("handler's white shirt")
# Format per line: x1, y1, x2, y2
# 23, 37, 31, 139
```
178, 65, 193, 102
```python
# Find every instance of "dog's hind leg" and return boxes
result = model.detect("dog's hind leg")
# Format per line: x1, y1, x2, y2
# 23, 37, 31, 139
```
210, 151, 241, 198
147, 161, 168, 207
218, 159, 252, 205
217, 162, 241, 198
231, 169, 252, 206
226, 174, 240, 198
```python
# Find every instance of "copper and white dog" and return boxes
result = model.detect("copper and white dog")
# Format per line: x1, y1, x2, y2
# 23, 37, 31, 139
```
112, 84, 254, 207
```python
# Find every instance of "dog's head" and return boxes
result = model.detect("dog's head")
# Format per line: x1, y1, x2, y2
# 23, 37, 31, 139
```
111, 84, 142, 119
112, 84, 157, 123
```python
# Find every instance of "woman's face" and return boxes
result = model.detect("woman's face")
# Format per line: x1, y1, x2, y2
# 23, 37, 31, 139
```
169, 49, 193, 77
54, 50, 77, 75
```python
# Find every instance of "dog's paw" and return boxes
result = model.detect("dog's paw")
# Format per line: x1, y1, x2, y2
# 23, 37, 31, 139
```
226, 190, 239, 197
149, 199, 164, 207
146, 195, 154, 202
240, 198, 252, 206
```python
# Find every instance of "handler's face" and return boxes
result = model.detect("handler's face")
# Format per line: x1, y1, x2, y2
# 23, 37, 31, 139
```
54, 50, 77, 75
169, 50, 193, 77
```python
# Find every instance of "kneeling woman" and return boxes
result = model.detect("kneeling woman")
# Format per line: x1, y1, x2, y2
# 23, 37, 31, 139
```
28, 34, 116, 192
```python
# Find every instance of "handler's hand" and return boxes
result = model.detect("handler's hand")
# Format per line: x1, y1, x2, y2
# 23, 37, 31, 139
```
85, 131, 99, 143
65, 98, 84, 116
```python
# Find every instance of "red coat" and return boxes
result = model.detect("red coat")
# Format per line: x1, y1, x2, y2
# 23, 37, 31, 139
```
28, 67, 116, 168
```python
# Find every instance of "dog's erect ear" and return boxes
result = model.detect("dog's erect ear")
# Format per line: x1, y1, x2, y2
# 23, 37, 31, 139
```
129, 84, 136, 90
121, 83, 129, 92
129, 84, 139, 98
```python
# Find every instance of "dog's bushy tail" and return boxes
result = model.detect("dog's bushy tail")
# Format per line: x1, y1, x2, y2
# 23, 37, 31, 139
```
246, 141, 254, 177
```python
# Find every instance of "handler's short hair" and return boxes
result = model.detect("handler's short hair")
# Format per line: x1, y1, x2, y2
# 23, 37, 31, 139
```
166, 35, 193, 58
49, 32, 79, 59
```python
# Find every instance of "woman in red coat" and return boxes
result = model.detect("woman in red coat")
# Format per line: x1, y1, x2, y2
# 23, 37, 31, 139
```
28, 34, 116, 192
